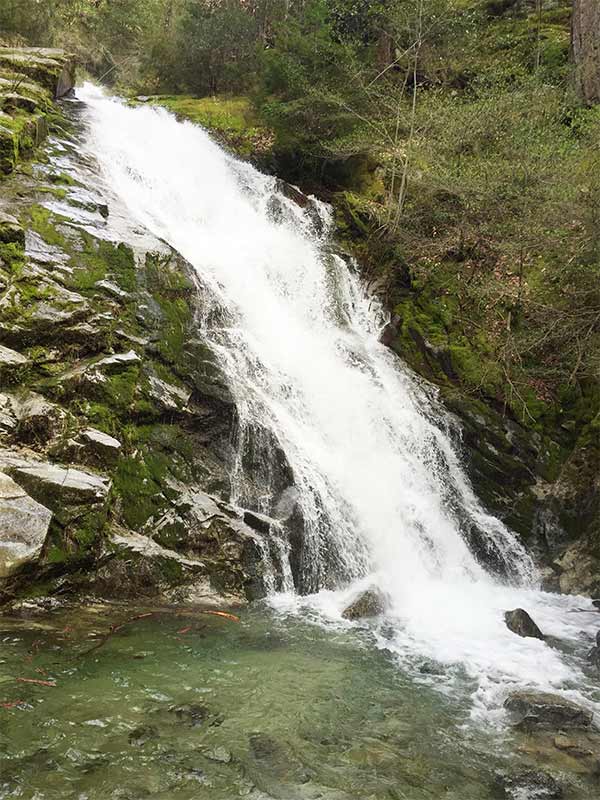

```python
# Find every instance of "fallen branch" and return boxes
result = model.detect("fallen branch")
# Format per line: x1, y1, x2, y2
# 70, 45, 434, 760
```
16, 678, 56, 687
201, 611, 240, 622
77, 611, 156, 658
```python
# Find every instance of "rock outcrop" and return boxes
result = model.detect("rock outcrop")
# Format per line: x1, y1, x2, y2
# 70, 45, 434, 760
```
0, 57, 291, 606
0, 471, 52, 576
505, 691, 594, 732
0, 47, 74, 175
342, 587, 387, 620
504, 608, 545, 640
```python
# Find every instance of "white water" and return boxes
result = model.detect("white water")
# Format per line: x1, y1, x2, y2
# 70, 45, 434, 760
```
78, 85, 599, 720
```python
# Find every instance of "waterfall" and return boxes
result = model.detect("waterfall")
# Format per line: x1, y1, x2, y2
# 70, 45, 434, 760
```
78, 84, 597, 719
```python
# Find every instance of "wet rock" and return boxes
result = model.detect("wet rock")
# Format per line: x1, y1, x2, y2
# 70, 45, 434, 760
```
146, 373, 191, 412
504, 608, 545, 640
0, 472, 52, 577
243, 509, 273, 535
379, 314, 401, 347
342, 588, 387, 620
1, 93, 39, 114
169, 703, 210, 728
249, 733, 281, 761
0, 212, 25, 247
25, 230, 70, 267
505, 691, 593, 731
128, 724, 159, 747
493, 769, 563, 799
587, 630, 600, 668
272, 178, 324, 235
0, 47, 74, 99
553, 733, 595, 758
0, 281, 89, 346
201, 746, 232, 763
554, 541, 600, 598
95, 279, 128, 300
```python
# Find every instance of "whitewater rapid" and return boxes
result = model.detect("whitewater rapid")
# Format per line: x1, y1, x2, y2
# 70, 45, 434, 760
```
77, 84, 598, 720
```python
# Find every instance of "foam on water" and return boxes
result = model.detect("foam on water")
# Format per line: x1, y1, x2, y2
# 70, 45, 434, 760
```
77, 84, 599, 721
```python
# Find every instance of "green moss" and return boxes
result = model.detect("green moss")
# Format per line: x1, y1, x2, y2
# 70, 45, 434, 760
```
113, 454, 169, 530
149, 94, 274, 159
0, 241, 26, 271
28, 204, 69, 248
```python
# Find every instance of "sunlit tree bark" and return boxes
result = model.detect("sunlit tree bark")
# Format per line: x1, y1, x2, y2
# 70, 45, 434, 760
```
572, 0, 600, 105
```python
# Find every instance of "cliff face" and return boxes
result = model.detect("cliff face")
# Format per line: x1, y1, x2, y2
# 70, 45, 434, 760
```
0, 49, 289, 608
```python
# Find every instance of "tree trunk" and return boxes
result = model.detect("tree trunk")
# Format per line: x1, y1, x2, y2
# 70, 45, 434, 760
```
571, 0, 600, 105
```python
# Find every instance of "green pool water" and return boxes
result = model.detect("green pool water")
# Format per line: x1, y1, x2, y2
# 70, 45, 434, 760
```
0, 603, 593, 799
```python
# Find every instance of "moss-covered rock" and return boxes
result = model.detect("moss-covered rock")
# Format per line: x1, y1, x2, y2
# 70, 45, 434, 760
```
0, 46, 74, 175
0, 88, 285, 607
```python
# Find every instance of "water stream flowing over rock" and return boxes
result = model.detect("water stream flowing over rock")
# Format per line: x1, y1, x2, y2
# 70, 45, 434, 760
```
75, 84, 600, 721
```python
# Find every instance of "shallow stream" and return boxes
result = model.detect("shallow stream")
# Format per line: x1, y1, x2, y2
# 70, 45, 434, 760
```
1, 604, 598, 799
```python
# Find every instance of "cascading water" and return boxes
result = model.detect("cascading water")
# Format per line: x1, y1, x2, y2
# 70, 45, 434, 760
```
77, 84, 598, 721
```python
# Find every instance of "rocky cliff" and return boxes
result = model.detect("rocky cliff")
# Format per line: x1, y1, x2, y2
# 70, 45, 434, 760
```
0, 49, 289, 608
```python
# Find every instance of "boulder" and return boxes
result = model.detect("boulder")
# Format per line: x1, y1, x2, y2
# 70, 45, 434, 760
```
95, 350, 141, 370
0, 344, 28, 367
493, 769, 562, 799
90, 529, 206, 600
146, 374, 191, 412
342, 587, 387, 620
79, 428, 122, 464
10, 463, 110, 525
0, 472, 52, 578
15, 392, 66, 444
504, 608, 545, 640
505, 691, 593, 732
587, 630, 600, 668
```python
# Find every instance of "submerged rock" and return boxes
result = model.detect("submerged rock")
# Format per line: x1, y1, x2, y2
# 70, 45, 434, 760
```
169, 703, 210, 728
493, 769, 563, 799
505, 691, 593, 732
504, 608, 545, 640
0, 472, 52, 577
342, 588, 387, 620
128, 724, 159, 747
